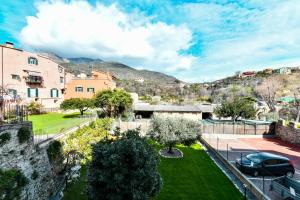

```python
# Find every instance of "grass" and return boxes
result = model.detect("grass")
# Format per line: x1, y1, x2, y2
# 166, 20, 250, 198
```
155, 143, 242, 200
63, 165, 88, 200
28, 112, 90, 135
62, 143, 242, 200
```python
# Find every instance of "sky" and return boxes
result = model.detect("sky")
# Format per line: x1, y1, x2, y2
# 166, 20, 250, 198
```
1, 0, 300, 82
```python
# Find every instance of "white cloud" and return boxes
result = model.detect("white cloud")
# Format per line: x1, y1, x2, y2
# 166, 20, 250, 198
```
19, 0, 194, 72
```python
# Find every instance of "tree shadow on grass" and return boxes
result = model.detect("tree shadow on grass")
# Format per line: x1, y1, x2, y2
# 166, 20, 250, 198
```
63, 113, 82, 119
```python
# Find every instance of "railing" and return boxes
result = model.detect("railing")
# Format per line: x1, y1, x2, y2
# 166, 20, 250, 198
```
1, 104, 28, 124
202, 119, 275, 135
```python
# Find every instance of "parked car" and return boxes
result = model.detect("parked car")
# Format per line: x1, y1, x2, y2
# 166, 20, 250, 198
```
236, 152, 295, 177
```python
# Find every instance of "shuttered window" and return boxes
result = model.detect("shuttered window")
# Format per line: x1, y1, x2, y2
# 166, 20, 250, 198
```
50, 88, 59, 98
27, 88, 38, 97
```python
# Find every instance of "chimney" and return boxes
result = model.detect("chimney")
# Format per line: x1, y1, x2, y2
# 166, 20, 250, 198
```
5, 42, 14, 48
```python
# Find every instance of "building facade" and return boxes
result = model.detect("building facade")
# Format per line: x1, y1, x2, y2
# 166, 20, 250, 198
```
64, 70, 116, 99
0, 42, 65, 108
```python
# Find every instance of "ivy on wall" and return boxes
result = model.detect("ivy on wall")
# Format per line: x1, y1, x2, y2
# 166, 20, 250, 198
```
0, 132, 11, 146
0, 168, 28, 200
17, 127, 31, 144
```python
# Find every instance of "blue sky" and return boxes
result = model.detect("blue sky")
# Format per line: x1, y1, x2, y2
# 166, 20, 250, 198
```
1, 0, 300, 82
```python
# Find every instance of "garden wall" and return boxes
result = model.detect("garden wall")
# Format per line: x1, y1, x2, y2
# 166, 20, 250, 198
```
276, 119, 300, 144
0, 122, 60, 200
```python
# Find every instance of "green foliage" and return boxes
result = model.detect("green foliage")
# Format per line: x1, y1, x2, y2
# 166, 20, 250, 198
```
47, 140, 64, 164
148, 116, 201, 153
87, 131, 162, 200
94, 89, 133, 118
0, 132, 11, 146
17, 127, 31, 144
0, 168, 28, 200
27, 101, 43, 115
214, 96, 256, 121
63, 118, 113, 163
60, 98, 94, 115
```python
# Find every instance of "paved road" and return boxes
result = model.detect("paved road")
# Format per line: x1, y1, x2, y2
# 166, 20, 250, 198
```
202, 134, 300, 200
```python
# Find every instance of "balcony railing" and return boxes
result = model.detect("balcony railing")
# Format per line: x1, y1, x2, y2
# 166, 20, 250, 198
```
25, 76, 43, 84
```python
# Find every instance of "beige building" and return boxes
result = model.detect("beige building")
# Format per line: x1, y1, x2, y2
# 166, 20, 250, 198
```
64, 70, 116, 99
0, 42, 65, 108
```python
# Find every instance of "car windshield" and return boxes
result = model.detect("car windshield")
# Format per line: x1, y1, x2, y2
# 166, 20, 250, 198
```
246, 154, 262, 163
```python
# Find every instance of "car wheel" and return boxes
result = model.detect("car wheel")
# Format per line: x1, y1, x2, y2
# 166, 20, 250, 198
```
253, 170, 259, 177
286, 171, 294, 178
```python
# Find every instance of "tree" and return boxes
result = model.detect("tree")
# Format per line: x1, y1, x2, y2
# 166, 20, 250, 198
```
255, 76, 284, 112
214, 96, 256, 122
87, 130, 162, 200
60, 98, 93, 115
94, 89, 133, 118
148, 116, 201, 154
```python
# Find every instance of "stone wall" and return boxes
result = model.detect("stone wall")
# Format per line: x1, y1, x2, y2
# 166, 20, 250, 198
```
276, 119, 300, 144
0, 122, 60, 200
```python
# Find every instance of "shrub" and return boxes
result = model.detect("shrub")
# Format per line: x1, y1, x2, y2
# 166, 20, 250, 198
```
47, 140, 64, 164
27, 101, 43, 115
0, 168, 28, 199
17, 127, 31, 144
87, 131, 162, 200
0, 132, 11, 146
63, 118, 112, 163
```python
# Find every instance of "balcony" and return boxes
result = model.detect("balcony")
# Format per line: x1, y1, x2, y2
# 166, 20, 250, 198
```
25, 75, 43, 85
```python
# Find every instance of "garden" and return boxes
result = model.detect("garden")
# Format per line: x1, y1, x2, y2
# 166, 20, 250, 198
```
62, 114, 242, 200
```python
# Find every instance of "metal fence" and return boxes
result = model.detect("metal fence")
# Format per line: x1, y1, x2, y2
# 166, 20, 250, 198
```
202, 119, 275, 135
1, 104, 28, 124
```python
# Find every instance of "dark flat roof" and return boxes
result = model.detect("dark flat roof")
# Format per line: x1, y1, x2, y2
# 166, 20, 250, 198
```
134, 104, 214, 113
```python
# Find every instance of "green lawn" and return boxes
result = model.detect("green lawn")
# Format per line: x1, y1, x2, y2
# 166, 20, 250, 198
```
62, 143, 242, 200
156, 144, 242, 200
29, 112, 91, 135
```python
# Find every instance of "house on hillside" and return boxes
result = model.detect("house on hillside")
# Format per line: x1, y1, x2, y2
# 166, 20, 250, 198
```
274, 67, 291, 75
239, 71, 256, 78
263, 68, 273, 74
133, 103, 214, 120
0, 42, 65, 109
64, 70, 116, 99
135, 77, 144, 83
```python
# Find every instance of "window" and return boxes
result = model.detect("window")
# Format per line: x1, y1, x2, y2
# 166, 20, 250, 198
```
87, 87, 95, 93
8, 89, 17, 97
50, 88, 59, 98
60, 77, 64, 83
27, 88, 38, 97
11, 74, 20, 80
264, 159, 278, 166
75, 86, 83, 92
58, 66, 63, 73
28, 57, 38, 65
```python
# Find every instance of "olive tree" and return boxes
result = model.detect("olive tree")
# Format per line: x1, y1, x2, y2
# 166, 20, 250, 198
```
148, 116, 201, 154
87, 130, 162, 200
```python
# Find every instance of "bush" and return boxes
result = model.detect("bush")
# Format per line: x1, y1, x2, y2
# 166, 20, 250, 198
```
17, 127, 31, 144
0, 168, 28, 199
47, 140, 63, 164
0, 132, 11, 146
87, 131, 162, 200
27, 101, 43, 115
63, 118, 112, 163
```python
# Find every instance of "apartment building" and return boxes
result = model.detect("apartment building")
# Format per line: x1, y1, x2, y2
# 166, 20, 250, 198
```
64, 70, 116, 99
0, 42, 65, 108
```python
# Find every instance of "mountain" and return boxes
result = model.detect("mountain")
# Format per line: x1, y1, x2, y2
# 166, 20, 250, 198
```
60, 58, 179, 84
